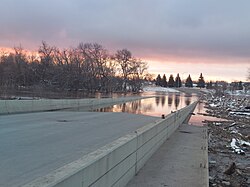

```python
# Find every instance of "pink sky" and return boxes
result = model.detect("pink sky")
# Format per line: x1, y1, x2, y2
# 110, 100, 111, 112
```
142, 57, 249, 82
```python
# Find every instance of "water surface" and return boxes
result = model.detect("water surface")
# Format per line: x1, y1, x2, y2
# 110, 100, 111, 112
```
189, 101, 229, 126
95, 92, 199, 117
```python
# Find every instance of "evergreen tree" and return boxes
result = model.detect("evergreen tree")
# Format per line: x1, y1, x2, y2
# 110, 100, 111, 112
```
156, 74, 162, 86
175, 73, 182, 87
185, 74, 193, 87
161, 74, 168, 87
197, 73, 205, 88
168, 74, 175, 87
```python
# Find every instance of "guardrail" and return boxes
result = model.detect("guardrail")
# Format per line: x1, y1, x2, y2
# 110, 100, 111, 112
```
22, 101, 197, 187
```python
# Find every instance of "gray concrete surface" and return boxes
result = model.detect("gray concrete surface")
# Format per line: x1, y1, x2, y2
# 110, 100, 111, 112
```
126, 124, 208, 187
22, 102, 197, 187
0, 96, 152, 115
0, 111, 158, 187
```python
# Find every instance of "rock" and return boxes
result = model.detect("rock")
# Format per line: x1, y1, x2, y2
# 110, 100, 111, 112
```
235, 169, 242, 175
222, 181, 230, 186
245, 167, 250, 173
224, 162, 236, 175
209, 176, 214, 181
209, 160, 217, 164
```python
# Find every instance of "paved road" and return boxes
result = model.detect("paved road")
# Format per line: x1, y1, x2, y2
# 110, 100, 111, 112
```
0, 112, 158, 187
127, 124, 208, 187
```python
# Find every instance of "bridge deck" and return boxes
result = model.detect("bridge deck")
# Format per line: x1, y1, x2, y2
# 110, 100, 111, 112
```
0, 112, 158, 187
126, 124, 208, 187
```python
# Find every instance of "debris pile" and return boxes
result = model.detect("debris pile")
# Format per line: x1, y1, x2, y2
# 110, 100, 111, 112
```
204, 94, 250, 186
206, 95, 250, 120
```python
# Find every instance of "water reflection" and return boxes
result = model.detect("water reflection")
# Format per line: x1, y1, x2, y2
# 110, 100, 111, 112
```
196, 100, 203, 113
95, 92, 199, 117
168, 94, 173, 107
155, 97, 160, 106
161, 96, 166, 107
95, 100, 153, 115
174, 94, 180, 109
184, 93, 192, 106
189, 101, 230, 126
185, 97, 191, 106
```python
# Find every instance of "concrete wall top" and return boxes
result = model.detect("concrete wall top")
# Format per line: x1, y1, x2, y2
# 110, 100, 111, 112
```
0, 96, 152, 115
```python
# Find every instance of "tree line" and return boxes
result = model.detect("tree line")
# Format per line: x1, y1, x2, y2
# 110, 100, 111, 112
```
155, 73, 205, 88
0, 42, 148, 93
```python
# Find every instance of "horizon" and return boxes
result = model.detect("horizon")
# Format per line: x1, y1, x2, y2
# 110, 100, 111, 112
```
0, 45, 248, 83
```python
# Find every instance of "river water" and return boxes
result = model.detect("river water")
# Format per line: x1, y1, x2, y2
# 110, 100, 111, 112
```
95, 92, 199, 117
94, 91, 226, 126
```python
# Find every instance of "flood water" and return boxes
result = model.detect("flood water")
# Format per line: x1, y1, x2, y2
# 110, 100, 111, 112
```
188, 101, 229, 126
94, 91, 229, 126
60, 90, 227, 126
95, 92, 199, 117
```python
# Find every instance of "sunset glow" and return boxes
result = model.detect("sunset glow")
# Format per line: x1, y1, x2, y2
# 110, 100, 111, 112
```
144, 58, 249, 82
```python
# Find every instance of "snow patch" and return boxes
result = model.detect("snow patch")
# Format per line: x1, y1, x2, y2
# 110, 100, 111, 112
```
238, 140, 250, 146
143, 86, 179, 93
229, 111, 250, 116
230, 138, 245, 155
209, 103, 218, 107
213, 122, 222, 126
228, 90, 250, 96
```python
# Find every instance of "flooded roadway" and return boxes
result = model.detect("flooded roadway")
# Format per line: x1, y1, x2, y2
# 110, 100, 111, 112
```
93, 91, 228, 126
94, 92, 199, 117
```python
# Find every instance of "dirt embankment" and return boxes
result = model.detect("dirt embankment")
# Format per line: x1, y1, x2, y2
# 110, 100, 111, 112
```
203, 94, 250, 186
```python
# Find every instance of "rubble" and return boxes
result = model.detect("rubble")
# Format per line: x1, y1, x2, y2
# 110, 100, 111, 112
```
202, 93, 250, 186
224, 162, 236, 175
222, 181, 231, 186
230, 138, 245, 155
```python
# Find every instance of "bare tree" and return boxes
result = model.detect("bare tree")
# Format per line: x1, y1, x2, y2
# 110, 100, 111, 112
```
38, 41, 56, 87
0, 53, 17, 88
129, 59, 148, 92
77, 43, 115, 92
115, 49, 133, 91
13, 45, 28, 87
0, 42, 148, 97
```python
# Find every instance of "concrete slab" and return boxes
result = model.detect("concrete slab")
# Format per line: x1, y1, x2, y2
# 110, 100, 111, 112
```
126, 124, 208, 187
0, 111, 158, 187
0, 96, 152, 115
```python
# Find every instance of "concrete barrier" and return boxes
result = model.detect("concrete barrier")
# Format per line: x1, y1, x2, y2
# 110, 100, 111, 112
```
22, 102, 197, 187
0, 96, 151, 115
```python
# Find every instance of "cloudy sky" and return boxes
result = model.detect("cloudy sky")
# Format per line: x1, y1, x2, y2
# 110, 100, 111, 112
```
1, 0, 250, 81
